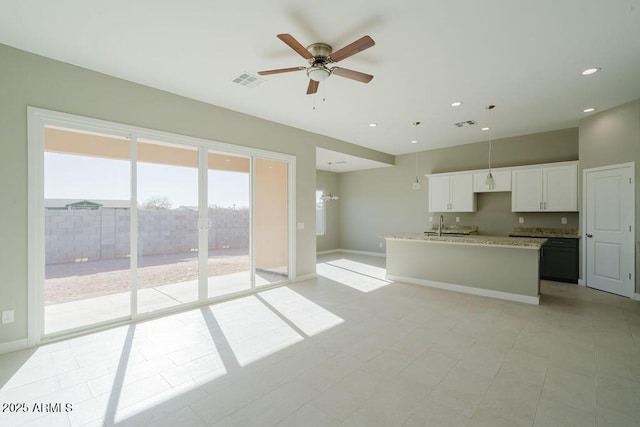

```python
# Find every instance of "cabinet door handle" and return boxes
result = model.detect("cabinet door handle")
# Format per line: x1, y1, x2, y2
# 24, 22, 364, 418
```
543, 202, 547, 210
539, 202, 542, 210
586, 233, 593, 238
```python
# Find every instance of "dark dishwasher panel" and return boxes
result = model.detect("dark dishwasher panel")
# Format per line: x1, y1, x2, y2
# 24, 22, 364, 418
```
540, 238, 579, 283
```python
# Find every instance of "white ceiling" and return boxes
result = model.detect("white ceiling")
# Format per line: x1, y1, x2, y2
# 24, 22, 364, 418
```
2, 0, 640, 160
316, 148, 392, 172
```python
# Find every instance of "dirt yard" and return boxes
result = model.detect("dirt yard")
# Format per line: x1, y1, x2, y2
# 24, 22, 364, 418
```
45, 249, 249, 304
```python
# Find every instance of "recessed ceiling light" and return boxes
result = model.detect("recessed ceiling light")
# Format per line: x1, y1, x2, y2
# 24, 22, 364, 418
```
583, 107, 596, 113
581, 67, 601, 76
451, 101, 463, 107
481, 127, 490, 131
411, 140, 418, 144
369, 123, 377, 127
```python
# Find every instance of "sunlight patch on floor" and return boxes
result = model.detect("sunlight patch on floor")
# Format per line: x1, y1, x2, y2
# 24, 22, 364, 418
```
258, 287, 344, 336
317, 258, 391, 292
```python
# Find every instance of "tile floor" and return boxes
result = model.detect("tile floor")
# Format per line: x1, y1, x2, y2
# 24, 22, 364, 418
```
1, 253, 639, 426
46, 271, 285, 334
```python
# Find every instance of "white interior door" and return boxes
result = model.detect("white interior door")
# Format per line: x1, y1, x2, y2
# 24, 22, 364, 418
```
585, 164, 634, 297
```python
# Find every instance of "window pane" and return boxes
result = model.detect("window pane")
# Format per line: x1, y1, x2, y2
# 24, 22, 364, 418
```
44, 127, 131, 334
255, 159, 288, 286
316, 190, 325, 236
137, 139, 199, 313
207, 152, 251, 298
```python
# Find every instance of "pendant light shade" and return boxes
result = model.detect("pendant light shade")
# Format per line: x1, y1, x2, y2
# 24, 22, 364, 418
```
412, 122, 421, 190
321, 162, 340, 201
485, 105, 496, 190
484, 171, 495, 189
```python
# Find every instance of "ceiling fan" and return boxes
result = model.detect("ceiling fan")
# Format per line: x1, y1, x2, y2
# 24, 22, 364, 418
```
258, 33, 375, 94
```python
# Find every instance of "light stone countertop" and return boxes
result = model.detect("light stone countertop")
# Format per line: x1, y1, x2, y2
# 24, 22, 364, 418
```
510, 227, 580, 238
383, 233, 547, 249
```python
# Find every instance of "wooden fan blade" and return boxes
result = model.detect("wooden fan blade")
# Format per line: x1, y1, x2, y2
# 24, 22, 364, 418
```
307, 79, 319, 94
277, 34, 314, 60
258, 66, 305, 76
332, 67, 374, 83
329, 35, 375, 63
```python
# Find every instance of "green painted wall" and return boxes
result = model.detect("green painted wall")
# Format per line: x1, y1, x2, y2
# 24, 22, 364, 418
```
0, 43, 391, 346
338, 128, 579, 253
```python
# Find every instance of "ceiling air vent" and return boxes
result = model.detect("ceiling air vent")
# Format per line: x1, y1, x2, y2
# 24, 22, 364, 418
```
232, 72, 265, 88
453, 120, 477, 128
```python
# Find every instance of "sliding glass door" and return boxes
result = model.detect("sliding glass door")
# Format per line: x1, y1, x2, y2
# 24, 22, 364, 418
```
254, 158, 289, 286
136, 139, 200, 314
43, 127, 132, 334
34, 110, 292, 339
206, 152, 252, 298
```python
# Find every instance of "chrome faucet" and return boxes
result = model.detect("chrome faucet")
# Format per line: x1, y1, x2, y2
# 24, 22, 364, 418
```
438, 214, 444, 237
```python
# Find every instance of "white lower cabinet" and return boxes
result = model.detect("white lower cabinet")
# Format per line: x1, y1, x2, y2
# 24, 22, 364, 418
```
511, 163, 577, 212
428, 173, 476, 212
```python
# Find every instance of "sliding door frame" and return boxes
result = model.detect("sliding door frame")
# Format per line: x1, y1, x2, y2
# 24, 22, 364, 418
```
27, 107, 296, 345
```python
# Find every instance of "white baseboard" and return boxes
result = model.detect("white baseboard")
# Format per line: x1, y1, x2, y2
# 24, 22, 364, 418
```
317, 249, 341, 255
386, 274, 540, 305
318, 249, 386, 258
0, 338, 29, 355
293, 273, 317, 283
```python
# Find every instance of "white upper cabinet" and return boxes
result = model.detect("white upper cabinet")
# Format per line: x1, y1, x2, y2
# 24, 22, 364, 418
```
511, 162, 578, 212
473, 169, 512, 192
543, 164, 578, 211
428, 173, 476, 212
512, 168, 544, 211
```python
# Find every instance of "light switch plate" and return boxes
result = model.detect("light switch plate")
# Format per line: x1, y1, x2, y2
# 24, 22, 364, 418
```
297, 222, 304, 230
455, 217, 460, 223
2, 310, 14, 324
429, 216, 433, 222
519, 217, 525, 224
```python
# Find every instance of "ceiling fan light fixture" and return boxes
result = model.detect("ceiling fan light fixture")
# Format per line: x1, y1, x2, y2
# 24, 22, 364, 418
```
307, 66, 331, 82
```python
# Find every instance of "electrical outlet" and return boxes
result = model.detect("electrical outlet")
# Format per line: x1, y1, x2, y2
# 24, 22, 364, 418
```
429, 216, 433, 222
561, 217, 567, 224
519, 217, 525, 224
455, 217, 460, 223
297, 222, 304, 230
2, 310, 15, 324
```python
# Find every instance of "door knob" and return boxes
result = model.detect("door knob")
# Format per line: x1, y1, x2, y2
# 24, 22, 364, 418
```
586, 233, 593, 238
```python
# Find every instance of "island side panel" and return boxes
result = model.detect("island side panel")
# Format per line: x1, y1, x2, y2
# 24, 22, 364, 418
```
385, 239, 540, 298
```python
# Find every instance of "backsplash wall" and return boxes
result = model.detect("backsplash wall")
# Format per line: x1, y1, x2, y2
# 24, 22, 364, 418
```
431, 192, 580, 236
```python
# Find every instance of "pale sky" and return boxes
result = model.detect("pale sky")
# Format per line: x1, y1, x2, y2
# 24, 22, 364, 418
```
44, 152, 249, 208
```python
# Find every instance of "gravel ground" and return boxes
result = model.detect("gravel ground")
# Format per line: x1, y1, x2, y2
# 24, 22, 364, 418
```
45, 249, 250, 304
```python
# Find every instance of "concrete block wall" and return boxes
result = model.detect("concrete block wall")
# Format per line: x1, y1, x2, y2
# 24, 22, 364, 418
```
45, 207, 249, 264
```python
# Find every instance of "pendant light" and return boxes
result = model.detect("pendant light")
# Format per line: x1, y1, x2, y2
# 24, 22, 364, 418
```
412, 121, 422, 190
485, 105, 496, 190
320, 162, 340, 201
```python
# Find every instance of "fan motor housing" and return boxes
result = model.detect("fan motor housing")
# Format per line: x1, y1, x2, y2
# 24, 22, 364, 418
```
306, 43, 332, 63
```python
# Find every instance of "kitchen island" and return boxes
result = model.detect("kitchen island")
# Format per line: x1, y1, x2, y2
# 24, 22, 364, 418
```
384, 233, 547, 304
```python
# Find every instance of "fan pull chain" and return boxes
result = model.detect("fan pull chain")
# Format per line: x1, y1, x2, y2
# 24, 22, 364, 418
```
323, 80, 327, 103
